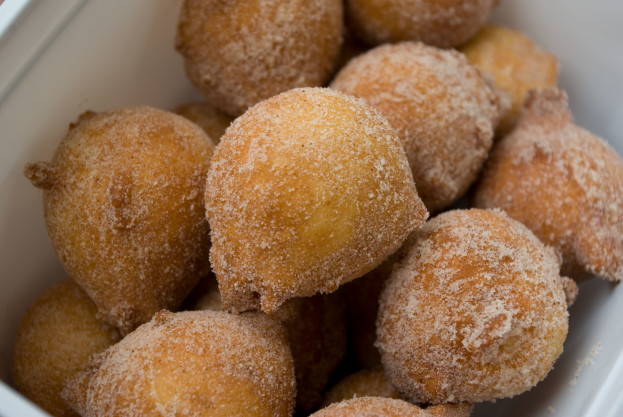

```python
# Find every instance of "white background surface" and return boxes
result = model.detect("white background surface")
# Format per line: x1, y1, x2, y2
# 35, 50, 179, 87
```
0, 0, 621, 416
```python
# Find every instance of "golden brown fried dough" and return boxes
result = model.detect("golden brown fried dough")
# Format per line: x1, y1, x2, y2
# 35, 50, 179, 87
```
474, 89, 623, 281
323, 369, 401, 406
63, 310, 296, 417
12, 280, 120, 417
176, 0, 343, 116
24, 107, 214, 334
189, 276, 347, 412
377, 209, 569, 403
311, 397, 472, 417
205, 87, 428, 313
173, 102, 233, 145
331, 42, 504, 212
462, 25, 559, 135
345, 0, 498, 48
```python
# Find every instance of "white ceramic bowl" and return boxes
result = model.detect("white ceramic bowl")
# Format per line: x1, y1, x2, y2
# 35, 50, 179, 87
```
0, 1, 621, 416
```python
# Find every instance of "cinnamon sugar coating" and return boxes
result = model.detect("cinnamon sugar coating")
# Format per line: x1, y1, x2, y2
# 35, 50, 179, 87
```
345, 0, 499, 48
173, 102, 233, 145
63, 310, 296, 417
189, 277, 348, 413
205, 88, 428, 313
462, 25, 559, 135
12, 280, 120, 417
331, 42, 504, 212
474, 88, 623, 281
377, 209, 569, 403
24, 107, 214, 334
311, 397, 472, 417
176, 0, 343, 116
322, 369, 402, 406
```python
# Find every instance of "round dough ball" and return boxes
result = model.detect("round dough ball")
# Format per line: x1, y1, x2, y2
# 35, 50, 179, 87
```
176, 0, 344, 116
377, 209, 569, 403
331, 42, 503, 212
24, 107, 214, 334
461, 25, 559, 135
345, 0, 499, 48
311, 397, 472, 417
205, 87, 428, 313
12, 279, 120, 417
188, 276, 348, 412
63, 310, 296, 417
323, 369, 402, 406
474, 88, 623, 281
173, 102, 233, 145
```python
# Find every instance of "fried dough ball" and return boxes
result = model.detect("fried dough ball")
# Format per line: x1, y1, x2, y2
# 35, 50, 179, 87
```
311, 397, 473, 417
176, 0, 343, 116
63, 310, 296, 417
342, 258, 394, 368
24, 107, 214, 334
188, 276, 348, 412
377, 209, 569, 403
12, 279, 120, 417
173, 102, 233, 145
345, 0, 499, 48
323, 369, 401, 406
461, 25, 559, 135
331, 42, 504, 212
206, 88, 428, 313
474, 89, 623, 281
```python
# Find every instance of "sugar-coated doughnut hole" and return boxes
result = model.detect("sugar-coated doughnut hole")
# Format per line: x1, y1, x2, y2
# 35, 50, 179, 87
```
24, 106, 214, 334
63, 310, 296, 417
206, 87, 427, 314
377, 209, 569, 403
474, 88, 623, 281
462, 25, 559, 135
331, 42, 504, 212
12, 280, 120, 417
345, 0, 499, 48
176, 0, 344, 116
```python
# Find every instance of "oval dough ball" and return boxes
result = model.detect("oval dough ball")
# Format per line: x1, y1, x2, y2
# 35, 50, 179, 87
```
24, 107, 214, 334
323, 369, 402, 406
205, 87, 428, 313
188, 276, 348, 412
461, 24, 559, 135
173, 102, 233, 145
377, 209, 569, 403
345, 0, 499, 48
63, 310, 296, 417
12, 279, 120, 417
176, 0, 344, 116
474, 88, 623, 281
311, 397, 472, 417
331, 42, 503, 212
